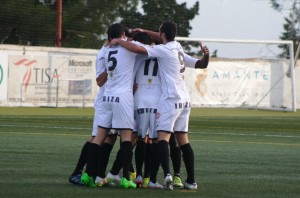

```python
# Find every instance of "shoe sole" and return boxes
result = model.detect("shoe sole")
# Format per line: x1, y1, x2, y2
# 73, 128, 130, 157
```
164, 181, 173, 190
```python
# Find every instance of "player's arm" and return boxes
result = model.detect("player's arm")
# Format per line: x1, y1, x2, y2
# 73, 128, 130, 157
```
96, 70, 107, 87
110, 39, 148, 55
131, 28, 161, 43
185, 42, 209, 69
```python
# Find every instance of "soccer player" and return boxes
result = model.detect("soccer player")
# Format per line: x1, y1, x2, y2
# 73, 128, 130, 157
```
131, 32, 163, 189
109, 21, 209, 190
69, 43, 119, 186
81, 23, 141, 189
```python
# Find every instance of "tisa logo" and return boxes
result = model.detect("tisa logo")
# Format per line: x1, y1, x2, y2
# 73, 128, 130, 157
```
0, 64, 3, 85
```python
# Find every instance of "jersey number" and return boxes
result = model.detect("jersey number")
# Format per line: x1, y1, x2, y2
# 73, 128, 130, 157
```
108, 50, 118, 71
144, 58, 158, 76
178, 51, 185, 73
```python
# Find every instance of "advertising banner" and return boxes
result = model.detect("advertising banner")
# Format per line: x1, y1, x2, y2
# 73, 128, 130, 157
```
186, 59, 289, 109
0, 54, 8, 101
8, 55, 96, 106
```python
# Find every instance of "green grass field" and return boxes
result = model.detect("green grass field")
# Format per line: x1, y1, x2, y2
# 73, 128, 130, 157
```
0, 107, 299, 198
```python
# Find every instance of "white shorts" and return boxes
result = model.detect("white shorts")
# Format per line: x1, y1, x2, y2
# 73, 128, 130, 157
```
135, 108, 158, 139
92, 108, 118, 136
97, 92, 134, 131
156, 98, 190, 133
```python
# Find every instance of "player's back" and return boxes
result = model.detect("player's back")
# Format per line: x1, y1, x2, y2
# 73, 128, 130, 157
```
146, 41, 189, 101
104, 44, 137, 95
134, 55, 161, 109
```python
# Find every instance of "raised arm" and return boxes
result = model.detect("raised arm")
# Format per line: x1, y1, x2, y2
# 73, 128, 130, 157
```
195, 42, 209, 69
131, 28, 161, 43
110, 39, 148, 55
184, 42, 210, 69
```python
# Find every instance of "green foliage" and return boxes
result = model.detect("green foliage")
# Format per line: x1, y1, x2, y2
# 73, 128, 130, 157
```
0, 0, 198, 49
270, 0, 300, 58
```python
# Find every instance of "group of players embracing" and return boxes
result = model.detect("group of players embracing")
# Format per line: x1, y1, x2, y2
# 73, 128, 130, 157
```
68, 20, 209, 190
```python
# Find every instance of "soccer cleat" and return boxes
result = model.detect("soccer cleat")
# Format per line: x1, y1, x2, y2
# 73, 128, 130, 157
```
135, 175, 143, 188
173, 176, 184, 188
106, 172, 121, 186
120, 177, 137, 189
95, 176, 108, 187
129, 171, 137, 181
148, 181, 163, 189
184, 181, 198, 190
69, 174, 84, 186
81, 172, 96, 187
163, 174, 173, 190
142, 177, 150, 188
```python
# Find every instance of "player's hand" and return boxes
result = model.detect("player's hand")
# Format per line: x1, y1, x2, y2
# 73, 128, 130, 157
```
199, 42, 209, 55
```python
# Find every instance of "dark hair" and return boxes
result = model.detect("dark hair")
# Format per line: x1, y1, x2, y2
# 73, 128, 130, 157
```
132, 32, 152, 45
159, 21, 177, 41
107, 23, 128, 40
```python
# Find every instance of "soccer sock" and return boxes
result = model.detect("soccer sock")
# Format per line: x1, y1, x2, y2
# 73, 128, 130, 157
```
96, 142, 113, 178
135, 140, 146, 176
150, 143, 160, 183
71, 141, 90, 176
180, 143, 195, 183
170, 145, 181, 177
143, 143, 152, 178
158, 140, 170, 177
110, 148, 122, 175
121, 141, 133, 180
86, 143, 102, 179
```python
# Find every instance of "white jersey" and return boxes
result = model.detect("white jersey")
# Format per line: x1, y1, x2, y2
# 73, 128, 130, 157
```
94, 46, 107, 109
103, 41, 138, 95
146, 41, 189, 101
134, 54, 161, 109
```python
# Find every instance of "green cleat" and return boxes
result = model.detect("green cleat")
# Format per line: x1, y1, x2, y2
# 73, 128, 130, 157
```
127, 180, 137, 189
173, 176, 184, 188
81, 173, 96, 187
120, 178, 137, 189
142, 177, 150, 188
129, 171, 136, 181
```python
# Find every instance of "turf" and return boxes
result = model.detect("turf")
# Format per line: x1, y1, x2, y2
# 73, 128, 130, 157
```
0, 107, 299, 197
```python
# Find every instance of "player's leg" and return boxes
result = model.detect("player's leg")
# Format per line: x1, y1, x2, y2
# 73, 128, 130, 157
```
134, 109, 150, 187
95, 132, 117, 186
174, 105, 197, 190
112, 92, 136, 189
142, 137, 151, 188
147, 110, 163, 189
156, 99, 178, 190
169, 133, 183, 187
176, 132, 196, 189
69, 110, 99, 185
81, 127, 109, 187
119, 129, 136, 188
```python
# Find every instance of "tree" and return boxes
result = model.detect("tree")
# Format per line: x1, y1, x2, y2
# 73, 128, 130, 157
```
0, 0, 199, 49
270, 0, 300, 58
120, 0, 200, 54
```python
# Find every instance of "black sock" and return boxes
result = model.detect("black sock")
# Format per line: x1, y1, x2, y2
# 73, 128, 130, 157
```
135, 141, 146, 176
86, 143, 102, 179
71, 141, 90, 176
158, 140, 170, 177
150, 143, 160, 183
110, 148, 122, 175
144, 143, 152, 178
121, 141, 133, 180
96, 143, 113, 178
180, 143, 195, 183
170, 145, 181, 177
